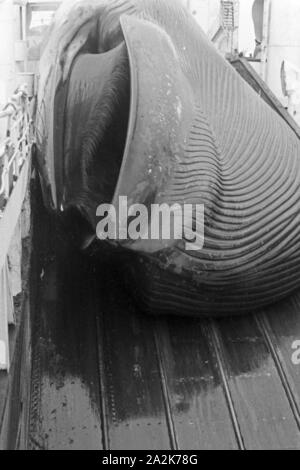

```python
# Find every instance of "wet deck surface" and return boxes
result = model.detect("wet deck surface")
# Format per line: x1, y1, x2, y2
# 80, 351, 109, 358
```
27, 207, 300, 450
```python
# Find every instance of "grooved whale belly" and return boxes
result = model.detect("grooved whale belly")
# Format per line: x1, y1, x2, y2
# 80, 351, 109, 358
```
36, 0, 300, 317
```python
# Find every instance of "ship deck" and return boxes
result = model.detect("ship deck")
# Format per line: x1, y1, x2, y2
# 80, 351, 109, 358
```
26, 201, 300, 451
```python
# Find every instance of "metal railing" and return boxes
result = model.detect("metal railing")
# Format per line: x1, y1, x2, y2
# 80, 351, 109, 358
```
0, 84, 34, 371
0, 85, 32, 215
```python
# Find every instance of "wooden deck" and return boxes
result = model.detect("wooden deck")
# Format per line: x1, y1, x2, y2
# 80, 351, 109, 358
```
25, 203, 300, 451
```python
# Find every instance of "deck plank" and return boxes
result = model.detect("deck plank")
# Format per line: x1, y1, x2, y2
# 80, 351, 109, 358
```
213, 316, 300, 450
28, 251, 104, 450
94, 265, 171, 451
154, 317, 239, 450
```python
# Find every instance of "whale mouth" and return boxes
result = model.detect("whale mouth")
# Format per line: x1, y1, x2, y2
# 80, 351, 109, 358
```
59, 41, 131, 228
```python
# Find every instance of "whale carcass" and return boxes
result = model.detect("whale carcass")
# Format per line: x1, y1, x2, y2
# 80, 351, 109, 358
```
36, 0, 300, 317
